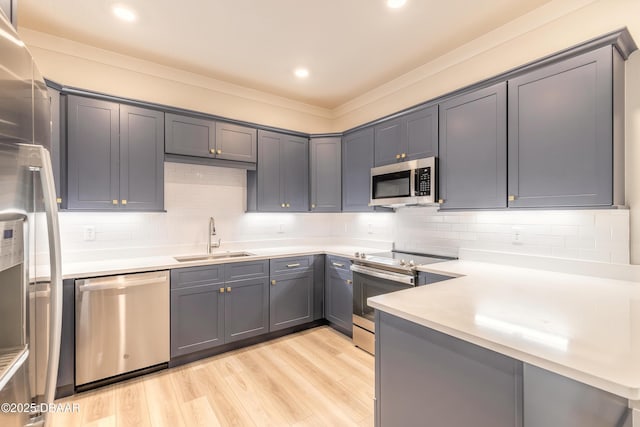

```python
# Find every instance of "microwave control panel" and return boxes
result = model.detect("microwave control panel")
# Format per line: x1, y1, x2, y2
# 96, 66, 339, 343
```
415, 167, 431, 196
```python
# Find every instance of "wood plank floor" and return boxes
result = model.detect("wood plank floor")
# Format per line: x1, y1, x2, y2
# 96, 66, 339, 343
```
50, 326, 374, 427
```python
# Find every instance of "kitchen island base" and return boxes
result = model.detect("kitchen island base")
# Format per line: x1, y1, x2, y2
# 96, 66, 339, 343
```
375, 311, 631, 427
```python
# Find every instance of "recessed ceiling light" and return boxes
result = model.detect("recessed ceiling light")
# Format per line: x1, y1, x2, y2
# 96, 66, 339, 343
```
386, 0, 407, 8
294, 68, 309, 79
112, 4, 137, 22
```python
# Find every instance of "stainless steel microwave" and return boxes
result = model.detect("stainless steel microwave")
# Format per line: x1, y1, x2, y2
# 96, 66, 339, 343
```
370, 157, 436, 207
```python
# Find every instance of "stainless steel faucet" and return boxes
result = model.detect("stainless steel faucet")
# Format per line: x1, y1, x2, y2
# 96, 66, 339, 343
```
207, 217, 221, 253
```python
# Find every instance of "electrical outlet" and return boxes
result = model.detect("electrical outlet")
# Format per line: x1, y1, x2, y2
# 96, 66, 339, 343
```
83, 226, 96, 241
512, 226, 523, 245
277, 223, 284, 234
368, 223, 373, 234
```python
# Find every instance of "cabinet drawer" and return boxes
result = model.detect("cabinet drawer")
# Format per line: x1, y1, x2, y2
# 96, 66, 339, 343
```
171, 264, 224, 289
270, 256, 313, 275
326, 255, 351, 272
224, 260, 269, 282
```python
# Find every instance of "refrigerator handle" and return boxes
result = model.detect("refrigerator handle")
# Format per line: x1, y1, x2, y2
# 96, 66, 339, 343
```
37, 146, 63, 417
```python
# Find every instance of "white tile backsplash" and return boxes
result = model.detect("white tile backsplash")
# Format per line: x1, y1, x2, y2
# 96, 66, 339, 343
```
394, 206, 630, 263
52, 162, 631, 264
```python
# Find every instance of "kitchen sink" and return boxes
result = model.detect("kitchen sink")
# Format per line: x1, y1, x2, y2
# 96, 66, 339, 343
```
174, 251, 255, 262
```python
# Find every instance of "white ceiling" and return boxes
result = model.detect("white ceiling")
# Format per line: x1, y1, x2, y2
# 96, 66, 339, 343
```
19, 0, 554, 108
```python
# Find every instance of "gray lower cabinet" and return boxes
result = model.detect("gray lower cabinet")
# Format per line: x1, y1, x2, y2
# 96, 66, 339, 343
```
438, 82, 507, 210
342, 127, 375, 212
66, 95, 164, 211
376, 311, 523, 427
309, 137, 341, 212
373, 104, 438, 167
507, 46, 617, 208
170, 261, 269, 358
523, 364, 629, 427
170, 265, 225, 357
324, 256, 352, 336
257, 130, 309, 212
269, 256, 314, 331
224, 276, 269, 343
165, 113, 256, 163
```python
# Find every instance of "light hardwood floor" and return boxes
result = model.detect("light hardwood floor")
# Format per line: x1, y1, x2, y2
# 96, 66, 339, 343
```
50, 326, 374, 427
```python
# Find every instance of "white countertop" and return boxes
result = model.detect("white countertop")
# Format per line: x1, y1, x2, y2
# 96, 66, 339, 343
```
369, 258, 640, 400
36, 245, 373, 281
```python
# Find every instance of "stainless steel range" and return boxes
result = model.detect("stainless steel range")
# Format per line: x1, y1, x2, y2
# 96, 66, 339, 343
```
351, 250, 455, 354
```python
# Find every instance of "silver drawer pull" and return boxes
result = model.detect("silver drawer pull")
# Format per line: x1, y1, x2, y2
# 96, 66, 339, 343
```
286, 263, 301, 268
332, 262, 344, 267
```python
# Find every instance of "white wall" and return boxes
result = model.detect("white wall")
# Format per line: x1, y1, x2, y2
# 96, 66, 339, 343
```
394, 207, 629, 263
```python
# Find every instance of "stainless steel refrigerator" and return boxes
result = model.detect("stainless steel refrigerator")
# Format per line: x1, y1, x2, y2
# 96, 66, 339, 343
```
0, 11, 63, 427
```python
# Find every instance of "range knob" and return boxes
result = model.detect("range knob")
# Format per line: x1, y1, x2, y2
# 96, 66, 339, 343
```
354, 252, 360, 258
400, 259, 406, 266
360, 253, 366, 259
409, 260, 415, 267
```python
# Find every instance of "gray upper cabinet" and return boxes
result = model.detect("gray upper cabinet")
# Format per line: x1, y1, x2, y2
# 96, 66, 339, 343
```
309, 137, 341, 212
165, 113, 257, 164
405, 105, 438, 161
438, 82, 507, 210
119, 105, 164, 211
342, 127, 374, 212
507, 46, 614, 208
67, 96, 120, 210
66, 95, 164, 211
374, 118, 403, 167
374, 105, 438, 167
215, 122, 257, 163
256, 130, 309, 212
165, 113, 216, 158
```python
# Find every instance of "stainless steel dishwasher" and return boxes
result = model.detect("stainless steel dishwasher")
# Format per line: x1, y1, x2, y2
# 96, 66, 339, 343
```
75, 270, 169, 386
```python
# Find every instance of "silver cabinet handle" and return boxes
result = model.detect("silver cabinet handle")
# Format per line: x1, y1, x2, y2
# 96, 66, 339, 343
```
78, 275, 168, 292
346, 280, 353, 285
286, 263, 300, 268
332, 262, 344, 267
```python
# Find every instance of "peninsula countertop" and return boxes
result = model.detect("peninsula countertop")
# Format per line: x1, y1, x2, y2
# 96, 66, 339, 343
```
368, 258, 640, 400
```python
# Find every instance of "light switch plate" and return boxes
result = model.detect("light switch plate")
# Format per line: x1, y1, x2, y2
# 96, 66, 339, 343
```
83, 226, 96, 241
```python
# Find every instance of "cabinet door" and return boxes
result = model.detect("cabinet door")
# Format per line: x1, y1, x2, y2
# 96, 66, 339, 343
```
270, 271, 314, 332
508, 47, 613, 208
325, 261, 353, 335
215, 122, 257, 163
342, 127, 375, 212
257, 130, 284, 211
438, 82, 507, 209
67, 96, 120, 210
405, 104, 438, 160
165, 113, 215, 158
377, 311, 522, 427
310, 137, 341, 212
170, 284, 225, 358
282, 134, 309, 212
374, 118, 403, 166
523, 364, 628, 427
119, 105, 164, 211
224, 277, 269, 343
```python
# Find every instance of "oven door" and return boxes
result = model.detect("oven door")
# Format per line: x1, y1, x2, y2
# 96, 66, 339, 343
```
351, 264, 414, 331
